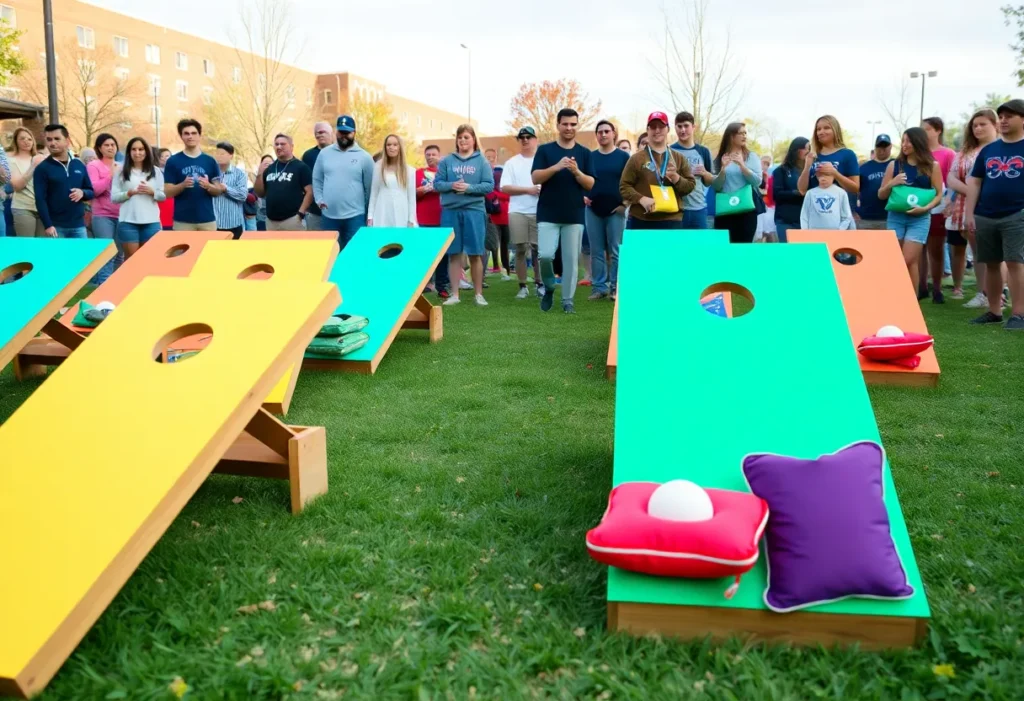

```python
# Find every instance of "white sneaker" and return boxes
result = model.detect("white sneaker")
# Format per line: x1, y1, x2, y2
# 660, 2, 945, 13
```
1003, 288, 1012, 308
515, 286, 529, 299
536, 285, 546, 298
964, 292, 988, 309
501, 274, 512, 281
475, 294, 488, 306
442, 296, 461, 306
458, 279, 473, 290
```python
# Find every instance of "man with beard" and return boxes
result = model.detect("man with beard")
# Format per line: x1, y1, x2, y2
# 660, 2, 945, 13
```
301, 121, 334, 230
312, 114, 374, 248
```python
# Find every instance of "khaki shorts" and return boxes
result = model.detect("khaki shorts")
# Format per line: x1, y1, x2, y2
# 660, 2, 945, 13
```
173, 220, 217, 232
268, 215, 303, 231
975, 211, 1024, 264
509, 212, 537, 246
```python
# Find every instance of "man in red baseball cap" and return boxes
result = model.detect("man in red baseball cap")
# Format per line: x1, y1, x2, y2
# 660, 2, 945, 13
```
618, 111, 695, 230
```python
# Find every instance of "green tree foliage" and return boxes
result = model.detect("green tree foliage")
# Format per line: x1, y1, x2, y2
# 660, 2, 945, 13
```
0, 19, 27, 87
1003, 5, 1024, 85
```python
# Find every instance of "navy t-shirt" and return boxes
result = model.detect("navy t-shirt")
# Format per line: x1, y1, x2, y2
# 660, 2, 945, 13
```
164, 152, 221, 223
858, 159, 892, 220
532, 142, 592, 224
588, 148, 629, 217
810, 147, 859, 210
971, 139, 1024, 219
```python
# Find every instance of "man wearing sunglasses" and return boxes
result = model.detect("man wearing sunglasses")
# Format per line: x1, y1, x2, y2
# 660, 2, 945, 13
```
501, 126, 544, 299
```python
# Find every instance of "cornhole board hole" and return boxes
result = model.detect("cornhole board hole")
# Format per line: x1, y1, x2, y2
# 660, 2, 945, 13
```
182, 238, 340, 414
0, 276, 339, 699
607, 230, 730, 382
14, 230, 231, 379
789, 230, 940, 387
0, 238, 114, 374
304, 226, 453, 374
607, 241, 929, 649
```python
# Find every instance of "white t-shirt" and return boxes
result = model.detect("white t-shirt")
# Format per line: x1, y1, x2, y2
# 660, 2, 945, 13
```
501, 153, 538, 215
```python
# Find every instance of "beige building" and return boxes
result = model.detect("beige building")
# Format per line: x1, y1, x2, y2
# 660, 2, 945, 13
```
1, 0, 468, 152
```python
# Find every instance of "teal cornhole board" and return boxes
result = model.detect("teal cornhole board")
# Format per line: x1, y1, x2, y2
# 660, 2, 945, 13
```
305, 227, 453, 373
0, 239, 115, 372
608, 241, 929, 644
621, 228, 729, 247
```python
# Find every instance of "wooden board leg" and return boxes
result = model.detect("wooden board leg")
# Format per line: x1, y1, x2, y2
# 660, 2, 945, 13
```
288, 427, 328, 514
12, 355, 47, 381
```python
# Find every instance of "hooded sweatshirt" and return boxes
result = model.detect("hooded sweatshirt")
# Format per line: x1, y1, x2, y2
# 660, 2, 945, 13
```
312, 142, 374, 220
433, 150, 494, 211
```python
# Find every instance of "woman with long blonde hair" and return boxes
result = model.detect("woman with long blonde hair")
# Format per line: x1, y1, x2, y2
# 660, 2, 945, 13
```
367, 133, 416, 228
7, 127, 47, 237
797, 115, 860, 216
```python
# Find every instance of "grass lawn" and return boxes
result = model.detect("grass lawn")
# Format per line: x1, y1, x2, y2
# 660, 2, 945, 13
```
1, 271, 1023, 701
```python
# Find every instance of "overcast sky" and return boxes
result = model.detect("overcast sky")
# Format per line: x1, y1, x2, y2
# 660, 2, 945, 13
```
88, 0, 1021, 153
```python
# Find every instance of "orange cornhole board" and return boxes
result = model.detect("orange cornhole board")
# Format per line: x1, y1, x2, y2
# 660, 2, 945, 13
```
790, 230, 940, 387
14, 230, 231, 378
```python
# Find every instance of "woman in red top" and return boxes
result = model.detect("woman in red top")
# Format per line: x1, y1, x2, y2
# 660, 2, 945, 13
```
757, 155, 776, 240
921, 116, 957, 303
156, 148, 175, 230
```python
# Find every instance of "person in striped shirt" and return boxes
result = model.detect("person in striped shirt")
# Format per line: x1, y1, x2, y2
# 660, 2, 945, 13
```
212, 141, 248, 239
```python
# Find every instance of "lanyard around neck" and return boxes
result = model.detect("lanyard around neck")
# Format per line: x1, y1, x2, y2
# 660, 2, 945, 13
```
646, 146, 668, 185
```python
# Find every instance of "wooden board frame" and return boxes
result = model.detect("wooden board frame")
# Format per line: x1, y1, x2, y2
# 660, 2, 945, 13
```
789, 230, 940, 387
0, 278, 339, 700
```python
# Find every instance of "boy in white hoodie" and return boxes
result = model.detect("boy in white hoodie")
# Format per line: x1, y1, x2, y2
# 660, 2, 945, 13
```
800, 171, 853, 230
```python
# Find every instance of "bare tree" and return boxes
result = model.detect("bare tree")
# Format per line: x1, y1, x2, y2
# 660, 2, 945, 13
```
201, 0, 312, 166
878, 76, 913, 137
17, 41, 143, 148
652, 0, 745, 143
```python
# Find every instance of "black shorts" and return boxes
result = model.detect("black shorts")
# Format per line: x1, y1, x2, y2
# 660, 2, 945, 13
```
946, 228, 967, 246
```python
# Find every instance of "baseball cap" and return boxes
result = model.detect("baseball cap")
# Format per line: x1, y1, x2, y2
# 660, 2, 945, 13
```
336, 115, 356, 133
647, 111, 669, 126
517, 126, 537, 139
875, 134, 892, 147
997, 99, 1024, 117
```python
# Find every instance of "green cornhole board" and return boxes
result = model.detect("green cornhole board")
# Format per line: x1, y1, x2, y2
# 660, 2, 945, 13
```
0, 239, 115, 374
304, 227, 453, 374
608, 241, 929, 650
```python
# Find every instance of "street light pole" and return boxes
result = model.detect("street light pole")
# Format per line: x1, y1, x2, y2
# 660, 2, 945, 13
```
460, 43, 471, 123
43, 0, 59, 123
154, 87, 160, 148
867, 120, 881, 143
909, 70, 938, 124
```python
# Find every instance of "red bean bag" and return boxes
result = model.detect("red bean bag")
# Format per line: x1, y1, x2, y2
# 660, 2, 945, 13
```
857, 332, 934, 368
586, 482, 769, 587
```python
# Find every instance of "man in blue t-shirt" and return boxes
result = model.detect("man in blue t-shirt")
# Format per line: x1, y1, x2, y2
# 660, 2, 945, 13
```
163, 118, 224, 231
670, 111, 714, 229
584, 119, 629, 301
965, 99, 1024, 329
531, 108, 595, 314
856, 134, 894, 230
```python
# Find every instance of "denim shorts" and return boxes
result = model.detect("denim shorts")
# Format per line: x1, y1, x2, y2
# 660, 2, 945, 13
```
441, 208, 486, 256
886, 211, 930, 244
117, 221, 162, 245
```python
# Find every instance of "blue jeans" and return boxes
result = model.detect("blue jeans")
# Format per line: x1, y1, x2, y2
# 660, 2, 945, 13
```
585, 208, 624, 294
681, 208, 708, 229
244, 217, 257, 232
90, 216, 118, 284
321, 214, 366, 250
887, 211, 929, 244
538, 222, 584, 302
626, 217, 682, 230
55, 225, 88, 239
117, 221, 162, 245
775, 221, 798, 243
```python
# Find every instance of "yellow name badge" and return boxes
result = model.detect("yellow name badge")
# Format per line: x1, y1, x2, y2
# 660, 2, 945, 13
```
651, 184, 679, 213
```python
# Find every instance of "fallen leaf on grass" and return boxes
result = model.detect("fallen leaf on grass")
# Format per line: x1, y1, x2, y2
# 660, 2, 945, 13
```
932, 663, 956, 678
345, 618, 360, 628
935, 434, 944, 438
988, 471, 1000, 478
301, 613, 313, 624
320, 628, 337, 638
968, 584, 977, 594
292, 680, 306, 692
456, 476, 466, 484
533, 583, 544, 591
299, 645, 319, 662
237, 600, 276, 615
573, 627, 586, 638
353, 592, 367, 600
319, 658, 338, 673
168, 677, 189, 699
267, 573, 277, 585
250, 646, 265, 658
190, 521, 201, 528
236, 655, 253, 668
931, 534, 943, 541
232, 496, 244, 504
340, 661, 359, 678
547, 396, 554, 402
259, 600, 277, 611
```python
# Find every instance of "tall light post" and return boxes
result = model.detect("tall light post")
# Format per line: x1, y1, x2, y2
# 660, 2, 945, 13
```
867, 120, 881, 143
459, 43, 471, 123
43, 0, 59, 123
910, 70, 937, 124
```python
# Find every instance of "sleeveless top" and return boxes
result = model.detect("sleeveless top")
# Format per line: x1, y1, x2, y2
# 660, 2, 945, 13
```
894, 161, 933, 189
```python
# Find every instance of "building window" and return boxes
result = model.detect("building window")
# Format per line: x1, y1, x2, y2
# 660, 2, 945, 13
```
416, 115, 422, 127
145, 44, 160, 64
323, 89, 333, 105
115, 67, 129, 82
429, 119, 434, 129
202, 86, 213, 106
203, 59, 214, 77
176, 80, 188, 101
113, 36, 128, 58
285, 84, 295, 108
175, 52, 187, 70
150, 105, 162, 124
148, 74, 161, 97
0, 6, 16, 27
305, 87, 312, 105
76, 26, 95, 49
439, 121, 443, 132
232, 66, 241, 84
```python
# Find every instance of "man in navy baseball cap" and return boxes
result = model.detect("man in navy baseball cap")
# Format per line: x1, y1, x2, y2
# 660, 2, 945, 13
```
336, 115, 356, 133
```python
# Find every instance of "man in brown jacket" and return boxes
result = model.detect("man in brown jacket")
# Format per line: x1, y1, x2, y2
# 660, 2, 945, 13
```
619, 111, 696, 229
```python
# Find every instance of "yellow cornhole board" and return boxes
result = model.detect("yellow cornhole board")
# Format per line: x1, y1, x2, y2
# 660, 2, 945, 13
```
184, 239, 340, 414
0, 276, 339, 699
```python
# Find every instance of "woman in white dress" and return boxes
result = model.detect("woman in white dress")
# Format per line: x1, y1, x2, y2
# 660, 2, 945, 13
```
368, 134, 416, 227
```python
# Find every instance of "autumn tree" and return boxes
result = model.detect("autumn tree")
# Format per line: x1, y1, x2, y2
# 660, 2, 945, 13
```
199, 0, 313, 167
0, 18, 27, 86
652, 0, 745, 144
506, 79, 602, 141
17, 41, 143, 148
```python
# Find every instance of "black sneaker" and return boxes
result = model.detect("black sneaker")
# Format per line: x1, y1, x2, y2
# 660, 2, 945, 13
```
970, 311, 1004, 325
932, 290, 945, 304
540, 289, 554, 312
917, 285, 929, 301
1005, 314, 1024, 330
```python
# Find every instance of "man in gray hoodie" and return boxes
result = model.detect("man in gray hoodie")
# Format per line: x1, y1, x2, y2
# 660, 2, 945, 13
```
312, 114, 374, 248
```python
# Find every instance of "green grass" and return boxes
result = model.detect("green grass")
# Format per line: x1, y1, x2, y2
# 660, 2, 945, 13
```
2, 273, 1023, 701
